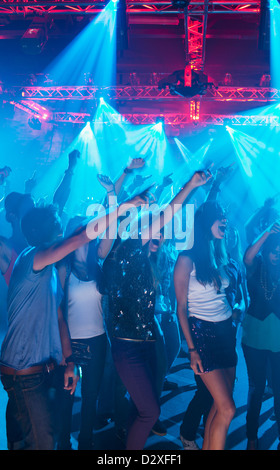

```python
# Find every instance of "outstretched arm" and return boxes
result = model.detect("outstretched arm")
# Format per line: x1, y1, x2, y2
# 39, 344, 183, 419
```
141, 170, 212, 245
205, 164, 235, 202
174, 254, 204, 375
244, 196, 279, 244
114, 157, 145, 196
52, 150, 80, 216
244, 221, 280, 267
96, 174, 118, 260
33, 193, 146, 271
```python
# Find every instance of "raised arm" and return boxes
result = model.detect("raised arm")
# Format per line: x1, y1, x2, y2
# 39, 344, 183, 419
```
95, 174, 118, 260
141, 170, 212, 244
243, 221, 280, 267
174, 254, 204, 374
244, 196, 279, 244
114, 157, 146, 196
205, 164, 235, 202
33, 193, 145, 271
52, 150, 80, 216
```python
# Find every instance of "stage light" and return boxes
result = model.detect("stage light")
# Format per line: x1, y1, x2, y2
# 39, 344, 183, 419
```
259, 72, 271, 86
129, 72, 140, 86
223, 73, 233, 86
28, 117, 42, 130
171, 0, 190, 8
155, 116, 165, 124
149, 73, 160, 85
158, 69, 216, 99
20, 18, 48, 55
43, 0, 117, 87
153, 122, 163, 132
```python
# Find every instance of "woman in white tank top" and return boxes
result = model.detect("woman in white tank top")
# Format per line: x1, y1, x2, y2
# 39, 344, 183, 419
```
174, 201, 238, 450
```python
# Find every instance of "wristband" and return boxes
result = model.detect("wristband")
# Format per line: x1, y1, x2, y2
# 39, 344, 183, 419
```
188, 348, 196, 353
65, 355, 75, 364
124, 167, 133, 174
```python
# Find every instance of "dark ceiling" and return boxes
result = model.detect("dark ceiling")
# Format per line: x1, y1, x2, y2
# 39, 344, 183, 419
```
0, 2, 269, 82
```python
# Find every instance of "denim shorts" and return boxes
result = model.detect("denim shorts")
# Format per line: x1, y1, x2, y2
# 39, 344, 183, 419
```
189, 316, 237, 373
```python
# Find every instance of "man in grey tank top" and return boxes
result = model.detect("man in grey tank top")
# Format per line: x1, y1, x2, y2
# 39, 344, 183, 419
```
0, 188, 144, 449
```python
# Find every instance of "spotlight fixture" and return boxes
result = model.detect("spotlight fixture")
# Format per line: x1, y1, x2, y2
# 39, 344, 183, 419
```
223, 73, 233, 86
171, 0, 191, 8
129, 72, 140, 86
259, 72, 271, 87
20, 18, 49, 55
155, 116, 165, 124
158, 68, 217, 99
28, 117, 42, 130
149, 72, 160, 86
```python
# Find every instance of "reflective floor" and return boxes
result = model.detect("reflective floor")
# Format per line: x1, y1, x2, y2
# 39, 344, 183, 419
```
0, 327, 278, 451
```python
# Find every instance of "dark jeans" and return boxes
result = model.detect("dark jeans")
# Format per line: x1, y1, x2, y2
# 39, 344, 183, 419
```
154, 312, 181, 398
242, 343, 280, 441
111, 338, 160, 450
58, 333, 107, 450
1, 371, 55, 450
97, 341, 130, 431
180, 375, 213, 441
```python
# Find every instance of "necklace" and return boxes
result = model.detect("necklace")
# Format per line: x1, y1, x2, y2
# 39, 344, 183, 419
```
260, 262, 280, 301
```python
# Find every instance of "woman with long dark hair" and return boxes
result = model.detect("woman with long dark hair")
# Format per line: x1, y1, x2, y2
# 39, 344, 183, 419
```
105, 170, 211, 450
242, 222, 280, 450
174, 201, 240, 450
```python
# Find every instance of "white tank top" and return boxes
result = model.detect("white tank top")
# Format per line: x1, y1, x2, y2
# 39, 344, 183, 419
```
188, 265, 232, 322
67, 272, 105, 339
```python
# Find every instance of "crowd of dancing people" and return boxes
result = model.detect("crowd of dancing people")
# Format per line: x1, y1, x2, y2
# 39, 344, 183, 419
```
0, 149, 279, 451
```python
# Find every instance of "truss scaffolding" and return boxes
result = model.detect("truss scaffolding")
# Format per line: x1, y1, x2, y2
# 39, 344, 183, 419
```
13, 85, 280, 102
0, 0, 261, 15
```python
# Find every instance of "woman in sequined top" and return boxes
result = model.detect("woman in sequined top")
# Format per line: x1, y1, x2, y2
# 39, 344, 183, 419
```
105, 170, 212, 450
242, 222, 280, 450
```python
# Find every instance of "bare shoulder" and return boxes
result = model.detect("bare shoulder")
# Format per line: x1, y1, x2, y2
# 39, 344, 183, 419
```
175, 252, 193, 273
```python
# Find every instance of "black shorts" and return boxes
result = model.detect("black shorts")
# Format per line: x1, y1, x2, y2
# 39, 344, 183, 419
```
189, 316, 237, 373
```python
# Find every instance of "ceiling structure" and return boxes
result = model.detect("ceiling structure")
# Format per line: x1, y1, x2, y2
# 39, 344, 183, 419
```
0, 0, 273, 131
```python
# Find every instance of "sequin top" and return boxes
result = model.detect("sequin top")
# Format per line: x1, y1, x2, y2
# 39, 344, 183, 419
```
104, 238, 156, 341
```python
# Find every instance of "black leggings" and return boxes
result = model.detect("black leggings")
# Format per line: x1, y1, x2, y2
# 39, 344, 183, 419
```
242, 343, 280, 441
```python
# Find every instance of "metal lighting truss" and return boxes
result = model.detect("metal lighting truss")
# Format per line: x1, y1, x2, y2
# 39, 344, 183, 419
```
17, 85, 280, 102
50, 112, 280, 126
0, 0, 261, 15
7, 84, 279, 126
0, 0, 268, 126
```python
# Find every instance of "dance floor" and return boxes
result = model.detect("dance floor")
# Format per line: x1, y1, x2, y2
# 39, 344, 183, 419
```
0, 326, 278, 452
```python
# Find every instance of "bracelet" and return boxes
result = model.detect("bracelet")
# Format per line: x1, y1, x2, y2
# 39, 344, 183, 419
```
65, 355, 75, 364
124, 167, 133, 174
188, 348, 197, 353
107, 189, 115, 194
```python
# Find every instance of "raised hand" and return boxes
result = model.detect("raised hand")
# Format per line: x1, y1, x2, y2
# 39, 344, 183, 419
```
268, 222, 280, 234
0, 166, 11, 177
97, 174, 115, 193
190, 169, 212, 188
24, 170, 37, 193
162, 173, 173, 187
214, 163, 235, 185
127, 157, 145, 170
132, 174, 152, 188
68, 149, 80, 170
